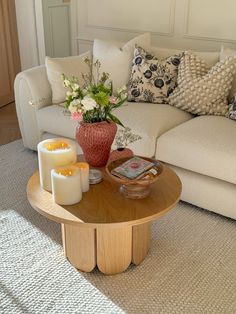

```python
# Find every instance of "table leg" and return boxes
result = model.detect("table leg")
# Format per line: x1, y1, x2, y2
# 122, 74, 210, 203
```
96, 226, 132, 275
132, 222, 150, 265
61, 222, 150, 275
61, 223, 96, 272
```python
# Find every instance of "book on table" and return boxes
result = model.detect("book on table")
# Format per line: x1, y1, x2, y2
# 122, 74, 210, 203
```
111, 156, 155, 180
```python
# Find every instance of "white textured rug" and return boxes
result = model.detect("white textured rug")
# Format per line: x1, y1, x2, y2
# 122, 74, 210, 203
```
0, 140, 236, 314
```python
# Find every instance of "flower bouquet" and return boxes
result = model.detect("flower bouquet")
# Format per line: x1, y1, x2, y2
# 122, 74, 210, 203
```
62, 58, 128, 166
62, 58, 127, 125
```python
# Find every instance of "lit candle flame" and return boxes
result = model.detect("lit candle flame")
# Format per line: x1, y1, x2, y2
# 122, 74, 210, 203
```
44, 141, 70, 151
56, 168, 75, 177
74, 162, 89, 170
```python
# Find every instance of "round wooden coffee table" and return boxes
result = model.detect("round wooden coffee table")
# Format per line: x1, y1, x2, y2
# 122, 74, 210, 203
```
27, 161, 181, 275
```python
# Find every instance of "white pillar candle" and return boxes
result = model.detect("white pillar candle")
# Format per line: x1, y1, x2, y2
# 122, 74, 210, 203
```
74, 162, 90, 192
51, 166, 82, 205
37, 138, 77, 191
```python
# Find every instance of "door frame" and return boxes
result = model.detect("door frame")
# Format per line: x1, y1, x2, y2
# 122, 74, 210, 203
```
0, 0, 21, 106
34, 0, 78, 65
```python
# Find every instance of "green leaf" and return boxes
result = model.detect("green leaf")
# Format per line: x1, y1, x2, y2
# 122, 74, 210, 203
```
112, 96, 127, 109
93, 91, 109, 106
110, 81, 113, 96
108, 112, 124, 127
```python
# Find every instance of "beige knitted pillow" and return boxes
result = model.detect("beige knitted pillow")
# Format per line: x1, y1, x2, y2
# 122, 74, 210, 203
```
168, 51, 236, 116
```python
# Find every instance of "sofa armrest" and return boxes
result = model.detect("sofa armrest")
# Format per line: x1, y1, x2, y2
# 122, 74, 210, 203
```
14, 65, 52, 150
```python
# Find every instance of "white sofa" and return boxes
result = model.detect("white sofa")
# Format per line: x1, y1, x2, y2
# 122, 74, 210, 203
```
14, 47, 236, 220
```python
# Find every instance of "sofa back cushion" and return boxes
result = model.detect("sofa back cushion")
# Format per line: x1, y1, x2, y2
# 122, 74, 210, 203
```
92, 33, 151, 91
45, 51, 91, 104
150, 46, 219, 67
92, 37, 219, 93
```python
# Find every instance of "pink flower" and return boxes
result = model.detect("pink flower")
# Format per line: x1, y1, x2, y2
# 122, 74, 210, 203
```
109, 96, 118, 104
71, 112, 83, 121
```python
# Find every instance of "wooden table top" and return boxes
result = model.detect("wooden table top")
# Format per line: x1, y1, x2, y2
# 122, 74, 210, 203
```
27, 163, 181, 228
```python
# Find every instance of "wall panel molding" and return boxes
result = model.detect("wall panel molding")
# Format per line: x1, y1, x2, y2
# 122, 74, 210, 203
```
84, 0, 176, 37
184, 0, 236, 43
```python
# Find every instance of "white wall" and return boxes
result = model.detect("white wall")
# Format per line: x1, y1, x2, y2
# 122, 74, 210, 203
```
15, 0, 77, 69
76, 0, 236, 53
15, 0, 39, 70
15, 0, 236, 70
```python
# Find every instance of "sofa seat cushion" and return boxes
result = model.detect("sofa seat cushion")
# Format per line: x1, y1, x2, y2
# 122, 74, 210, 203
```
156, 116, 236, 184
114, 102, 192, 156
36, 102, 192, 157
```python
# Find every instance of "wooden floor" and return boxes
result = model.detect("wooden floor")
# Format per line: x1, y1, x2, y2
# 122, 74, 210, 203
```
0, 103, 21, 145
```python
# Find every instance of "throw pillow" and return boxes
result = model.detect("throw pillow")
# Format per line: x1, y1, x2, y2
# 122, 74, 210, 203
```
92, 33, 151, 91
229, 96, 236, 120
220, 47, 236, 99
168, 51, 236, 116
128, 46, 182, 104
45, 51, 91, 104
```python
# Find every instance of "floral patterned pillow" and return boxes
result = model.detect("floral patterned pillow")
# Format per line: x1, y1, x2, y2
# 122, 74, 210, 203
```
128, 46, 182, 104
229, 96, 236, 120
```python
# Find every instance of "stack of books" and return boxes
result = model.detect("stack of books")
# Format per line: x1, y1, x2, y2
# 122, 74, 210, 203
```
111, 156, 159, 180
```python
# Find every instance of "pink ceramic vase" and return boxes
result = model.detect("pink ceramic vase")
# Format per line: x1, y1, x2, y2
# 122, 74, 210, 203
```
76, 121, 117, 167
109, 147, 134, 162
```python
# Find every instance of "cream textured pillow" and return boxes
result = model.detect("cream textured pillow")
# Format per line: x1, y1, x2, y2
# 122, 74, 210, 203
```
128, 46, 182, 104
46, 51, 91, 104
168, 51, 236, 116
93, 33, 151, 91
220, 47, 236, 100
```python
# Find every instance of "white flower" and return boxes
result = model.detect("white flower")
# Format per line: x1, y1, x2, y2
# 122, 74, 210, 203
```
121, 92, 128, 100
66, 91, 72, 97
81, 96, 97, 111
117, 85, 127, 94
63, 79, 70, 87
71, 98, 81, 106
72, 91, 78, 98
72, 83, 80, 91
68, 99, 80, 113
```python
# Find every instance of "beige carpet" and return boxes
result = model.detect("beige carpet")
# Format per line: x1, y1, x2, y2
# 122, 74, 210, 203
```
0, 140, 236, 314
